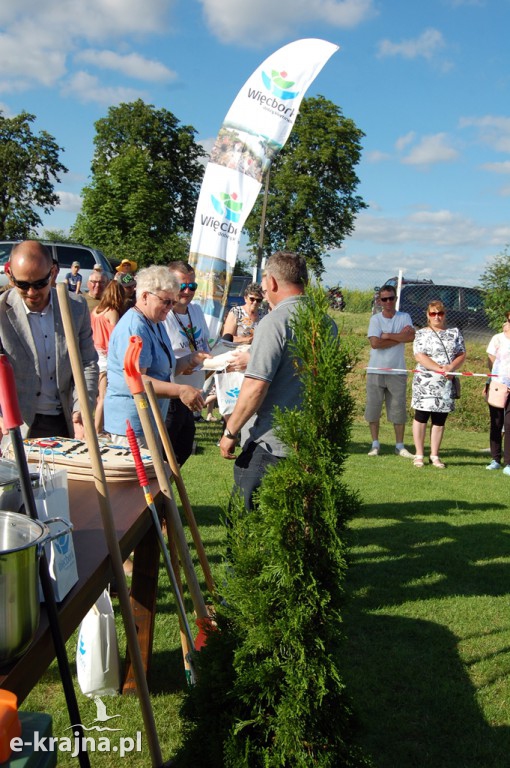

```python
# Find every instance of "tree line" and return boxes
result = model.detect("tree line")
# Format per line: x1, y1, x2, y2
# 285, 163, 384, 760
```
0, 96, 366, 276
3, 99, 508, 314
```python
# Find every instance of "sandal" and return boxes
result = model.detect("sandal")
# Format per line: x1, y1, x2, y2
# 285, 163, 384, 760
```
430, 455, 445, 469
413, 455, 424, 468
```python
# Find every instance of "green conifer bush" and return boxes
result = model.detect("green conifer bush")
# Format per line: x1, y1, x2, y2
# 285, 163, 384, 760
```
177, 285, 370, 767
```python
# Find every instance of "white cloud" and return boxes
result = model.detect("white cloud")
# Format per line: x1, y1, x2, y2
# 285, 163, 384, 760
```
0, 101, 15, 117
365, 149, 390, 163
75, 50, 177, 83
336, 255, 358, 269
481, 161, 510, 174
377, 28, 446, 60
460, 116, 510, 153
352, 208, 490, 248
61, 71, 148, 106
0, 30, 67, 91
400, 133, 459, 166
57, 191, 82, 212
198, 0, 376, 45
395, 131, 416, 152
323, 206, 510, 288
0, 0, 172, 92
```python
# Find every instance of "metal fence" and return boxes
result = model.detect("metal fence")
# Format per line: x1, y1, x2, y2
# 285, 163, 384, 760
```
329, 269, 492, 342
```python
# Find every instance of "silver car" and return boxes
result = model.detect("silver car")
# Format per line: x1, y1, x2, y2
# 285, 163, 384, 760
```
0, 241, 115, 289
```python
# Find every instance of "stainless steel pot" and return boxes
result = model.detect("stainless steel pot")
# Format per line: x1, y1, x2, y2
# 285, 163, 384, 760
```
0, 511, 70, 664
0, 459, 23, 514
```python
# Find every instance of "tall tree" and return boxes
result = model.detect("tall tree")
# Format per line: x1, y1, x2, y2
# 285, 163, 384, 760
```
0, 111, 67, 240
72, 99, 206, 266
479, 247, 510, 331
177, 287, 368, 768
243, 96, 367, 276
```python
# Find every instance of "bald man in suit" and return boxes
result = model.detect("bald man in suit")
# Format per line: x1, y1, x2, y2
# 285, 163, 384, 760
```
0, 240, 98, 439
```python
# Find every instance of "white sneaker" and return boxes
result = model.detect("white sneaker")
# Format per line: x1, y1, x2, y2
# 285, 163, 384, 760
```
367, 446, 380, 456
395, 447, 414, 458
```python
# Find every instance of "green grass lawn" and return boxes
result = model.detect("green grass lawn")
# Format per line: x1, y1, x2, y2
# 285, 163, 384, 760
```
17, 352, 510, 767
343, 421, 510, 768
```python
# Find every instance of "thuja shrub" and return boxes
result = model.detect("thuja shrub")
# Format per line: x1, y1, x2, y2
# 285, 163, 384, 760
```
176, 285, 370, 768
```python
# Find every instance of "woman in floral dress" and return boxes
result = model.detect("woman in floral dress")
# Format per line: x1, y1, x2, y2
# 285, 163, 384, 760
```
411, 300, 466, 468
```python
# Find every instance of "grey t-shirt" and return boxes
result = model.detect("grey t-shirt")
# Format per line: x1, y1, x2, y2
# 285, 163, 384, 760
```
241, 295, 304, 457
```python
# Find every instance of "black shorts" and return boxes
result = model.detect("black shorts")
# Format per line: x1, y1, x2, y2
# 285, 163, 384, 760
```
414, 409, 448, 427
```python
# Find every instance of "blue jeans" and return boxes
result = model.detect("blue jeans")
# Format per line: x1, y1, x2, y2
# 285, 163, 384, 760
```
232, 441, 281, 512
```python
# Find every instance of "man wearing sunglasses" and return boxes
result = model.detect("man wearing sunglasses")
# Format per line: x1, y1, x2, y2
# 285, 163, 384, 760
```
0, 240, 98, 440
163, 260, 211, 465
365, 284, 415, 457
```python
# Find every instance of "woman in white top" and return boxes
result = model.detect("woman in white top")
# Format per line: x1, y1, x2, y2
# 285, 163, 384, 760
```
485, 311, 510, 472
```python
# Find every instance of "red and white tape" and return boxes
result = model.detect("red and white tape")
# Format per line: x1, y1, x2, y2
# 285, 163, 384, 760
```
366, 366, 497, 378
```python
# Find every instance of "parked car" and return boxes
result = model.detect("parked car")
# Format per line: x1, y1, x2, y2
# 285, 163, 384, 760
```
382, 276, 434, 289
397, 282, 491, 339
372, 277, 434, 314
0, 241, 115, 289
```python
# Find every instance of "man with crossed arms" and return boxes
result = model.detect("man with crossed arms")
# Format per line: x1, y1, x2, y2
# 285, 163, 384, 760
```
365, 283, 415, 457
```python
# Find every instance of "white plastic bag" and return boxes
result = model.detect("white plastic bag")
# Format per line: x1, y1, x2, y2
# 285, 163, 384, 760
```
214, 371, 244, 415
76, 589, 121, 698
34, 461, 78, 603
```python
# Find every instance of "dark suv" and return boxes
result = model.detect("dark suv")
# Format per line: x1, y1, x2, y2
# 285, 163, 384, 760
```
397, 283, 491, 339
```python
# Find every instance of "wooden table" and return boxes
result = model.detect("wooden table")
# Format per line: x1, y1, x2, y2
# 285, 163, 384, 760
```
0, 477, 162, 703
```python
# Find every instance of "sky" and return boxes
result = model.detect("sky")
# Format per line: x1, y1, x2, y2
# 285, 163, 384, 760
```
1, 0, 509, 290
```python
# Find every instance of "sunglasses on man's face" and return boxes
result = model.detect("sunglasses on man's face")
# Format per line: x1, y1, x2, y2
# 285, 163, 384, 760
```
10, 268, 53, 291
380, 296, 396, 302
179, 282, 198, 291
429, 311, 445, 317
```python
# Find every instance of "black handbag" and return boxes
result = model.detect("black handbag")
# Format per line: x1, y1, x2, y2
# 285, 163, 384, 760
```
451, 376, 461, 399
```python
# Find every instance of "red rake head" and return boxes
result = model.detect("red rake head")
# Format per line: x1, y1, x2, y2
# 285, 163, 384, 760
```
124, 335, 144, 396
194, 616, 216, 651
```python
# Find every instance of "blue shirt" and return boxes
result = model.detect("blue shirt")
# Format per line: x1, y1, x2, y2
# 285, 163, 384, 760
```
66, 272, 82, 292
104, 308, 175, 437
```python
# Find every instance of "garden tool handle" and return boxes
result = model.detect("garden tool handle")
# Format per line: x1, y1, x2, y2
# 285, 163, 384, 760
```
0, 355, 23, 429
126, 420, 150, 488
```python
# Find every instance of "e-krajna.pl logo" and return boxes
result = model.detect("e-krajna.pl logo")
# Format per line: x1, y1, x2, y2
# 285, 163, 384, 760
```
10, 697, 142, 758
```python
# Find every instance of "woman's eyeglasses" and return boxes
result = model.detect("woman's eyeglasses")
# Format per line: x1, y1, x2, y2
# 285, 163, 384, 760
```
10, 268, 53, 291
148, 292, 175, 308
179, 282, 198, 291
380, 296, 396, 302
429, 311, 445, 317
248, 297, 262, 303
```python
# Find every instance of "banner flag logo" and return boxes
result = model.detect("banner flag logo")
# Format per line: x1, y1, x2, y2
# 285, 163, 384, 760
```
189, 38, 339, 341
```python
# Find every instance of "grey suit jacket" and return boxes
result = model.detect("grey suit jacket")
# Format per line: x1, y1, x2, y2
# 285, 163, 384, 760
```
0, 288, 99, 436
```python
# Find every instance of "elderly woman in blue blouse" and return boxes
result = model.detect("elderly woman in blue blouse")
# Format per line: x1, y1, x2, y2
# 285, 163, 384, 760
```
104, 265, 208, 446
411, 300, 466, 468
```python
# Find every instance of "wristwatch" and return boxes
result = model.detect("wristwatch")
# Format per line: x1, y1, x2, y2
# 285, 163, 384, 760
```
223, 428, 238, 440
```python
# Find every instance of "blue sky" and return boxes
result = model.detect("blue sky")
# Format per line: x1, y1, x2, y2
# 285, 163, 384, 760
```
1, 0, 509, 289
